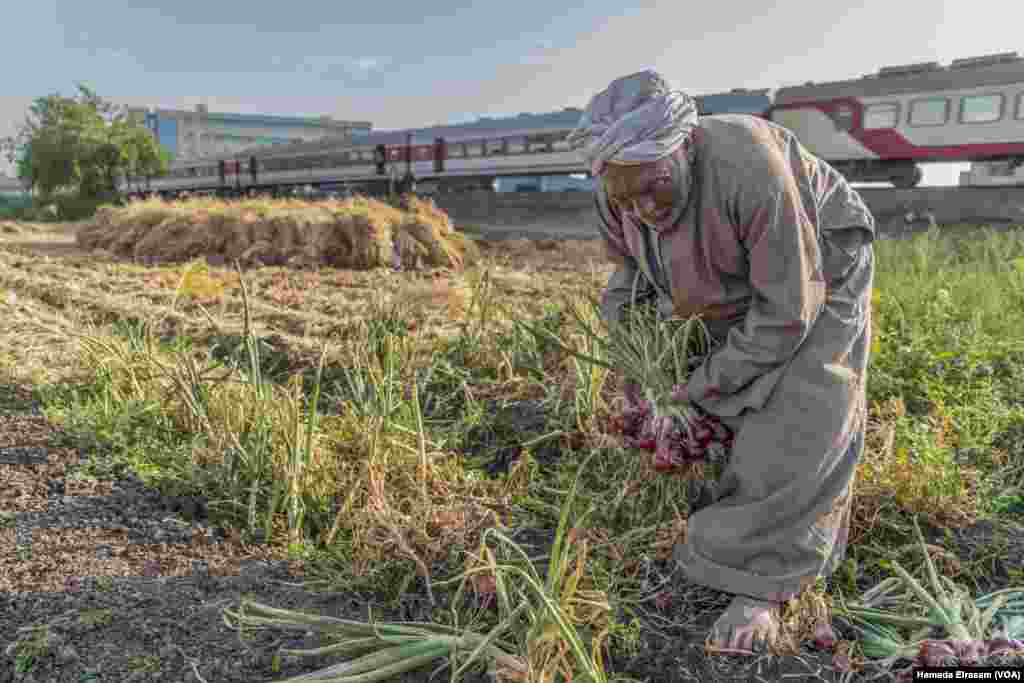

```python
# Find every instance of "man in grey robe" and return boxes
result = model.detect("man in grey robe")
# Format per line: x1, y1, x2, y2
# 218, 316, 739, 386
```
566, 70, 875, 653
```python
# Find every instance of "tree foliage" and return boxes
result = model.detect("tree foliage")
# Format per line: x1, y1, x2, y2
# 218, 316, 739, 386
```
0, 84, 171, 202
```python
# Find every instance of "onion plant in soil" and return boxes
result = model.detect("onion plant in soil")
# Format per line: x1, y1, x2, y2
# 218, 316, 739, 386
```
224, 452, 614, 683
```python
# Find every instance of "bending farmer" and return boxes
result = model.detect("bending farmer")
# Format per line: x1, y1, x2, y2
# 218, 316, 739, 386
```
566, 70, 875, 654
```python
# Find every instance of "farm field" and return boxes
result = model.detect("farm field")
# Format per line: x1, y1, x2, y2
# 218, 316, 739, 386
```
2, 198, 1024, 682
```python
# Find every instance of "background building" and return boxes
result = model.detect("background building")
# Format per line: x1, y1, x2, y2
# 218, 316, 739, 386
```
0, 174, 27, 197
127, 104, 372, 162
0, 173, 30, 211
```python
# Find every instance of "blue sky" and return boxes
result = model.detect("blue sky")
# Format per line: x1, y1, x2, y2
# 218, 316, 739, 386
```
2, 0, 1021, 184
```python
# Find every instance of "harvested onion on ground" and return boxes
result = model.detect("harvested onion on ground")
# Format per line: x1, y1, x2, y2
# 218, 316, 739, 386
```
891, 639, 1024, 681
837, 518, 1024, 679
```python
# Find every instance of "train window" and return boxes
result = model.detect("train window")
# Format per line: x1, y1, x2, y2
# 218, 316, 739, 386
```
959, 93, 1004, 123
909, 98, 949, 126
832, 105, 855, 131
1015, 92, 1024, 119
467, 142, 484, 157
551, 136, 571, 151
486, 139, 506, 155
863, 103, 900, 129
526, 134, 554, 153
507, 137, 526, 154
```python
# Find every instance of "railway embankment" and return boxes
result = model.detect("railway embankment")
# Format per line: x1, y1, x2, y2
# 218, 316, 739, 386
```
433, 187, 1024, 239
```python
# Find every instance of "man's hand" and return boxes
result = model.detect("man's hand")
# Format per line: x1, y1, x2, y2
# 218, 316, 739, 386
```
669, 381, 688, 403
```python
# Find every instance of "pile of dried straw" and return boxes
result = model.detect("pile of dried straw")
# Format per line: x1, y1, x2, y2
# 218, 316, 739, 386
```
76, 195, 478, 270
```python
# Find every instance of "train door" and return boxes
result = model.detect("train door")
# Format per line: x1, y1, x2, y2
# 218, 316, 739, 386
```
434, 138, 445, 173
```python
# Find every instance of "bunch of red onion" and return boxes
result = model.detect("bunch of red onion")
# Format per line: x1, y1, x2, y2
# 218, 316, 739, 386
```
517, 295, 724, 473
608, 392, 733, 472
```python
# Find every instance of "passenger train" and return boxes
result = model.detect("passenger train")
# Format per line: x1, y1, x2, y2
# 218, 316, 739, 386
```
123, 51, 1024, 198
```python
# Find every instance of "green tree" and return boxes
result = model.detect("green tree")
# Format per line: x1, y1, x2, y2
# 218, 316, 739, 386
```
0, 84, 170, 206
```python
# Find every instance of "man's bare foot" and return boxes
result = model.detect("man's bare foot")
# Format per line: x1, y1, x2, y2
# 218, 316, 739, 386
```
705, 594, 782, 655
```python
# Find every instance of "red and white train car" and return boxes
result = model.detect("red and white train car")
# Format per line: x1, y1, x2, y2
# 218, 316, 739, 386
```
768, 52, 1024, 187
132, 52, 1024, 197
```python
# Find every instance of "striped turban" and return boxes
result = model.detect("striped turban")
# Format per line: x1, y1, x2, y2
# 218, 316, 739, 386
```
566, 70, 699, 177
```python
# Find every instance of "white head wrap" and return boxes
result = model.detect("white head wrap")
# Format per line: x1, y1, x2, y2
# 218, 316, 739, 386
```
566, 70, 699, 177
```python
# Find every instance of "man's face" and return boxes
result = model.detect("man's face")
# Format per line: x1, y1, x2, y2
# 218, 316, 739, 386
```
601, 146, 692, 227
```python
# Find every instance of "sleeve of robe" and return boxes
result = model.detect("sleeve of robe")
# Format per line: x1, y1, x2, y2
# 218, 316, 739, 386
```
685, 151, 828, 410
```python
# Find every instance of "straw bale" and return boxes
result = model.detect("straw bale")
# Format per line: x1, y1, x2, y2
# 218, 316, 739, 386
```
320, 211, 394, 269
220, 214, 256, 262
404, 195, 455, 236
73, 196, 475, 271
197, 212, 231, 254
133, 216, 212, 263
239, 240, 280, 266
396, 216, 457, 269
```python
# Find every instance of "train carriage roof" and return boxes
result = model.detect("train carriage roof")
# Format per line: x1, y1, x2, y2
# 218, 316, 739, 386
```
774, 53, 1024, 104
214, 92, 774, 164
696, 89, 773, 114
